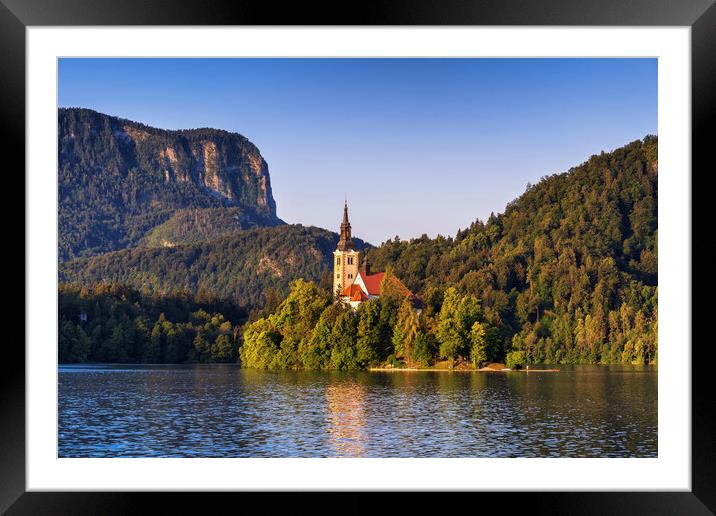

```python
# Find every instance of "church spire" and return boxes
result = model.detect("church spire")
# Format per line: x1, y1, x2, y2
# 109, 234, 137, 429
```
337, 198, 355, 251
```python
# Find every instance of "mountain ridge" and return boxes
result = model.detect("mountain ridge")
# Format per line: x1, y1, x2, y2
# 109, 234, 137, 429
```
58, 107, 283, 260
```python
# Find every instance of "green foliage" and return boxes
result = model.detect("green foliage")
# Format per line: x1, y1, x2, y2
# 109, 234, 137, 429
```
239, 280, 332, 369
329, 311, 359, 370
366, 137, 658, 365
356, 300, 382, 368
470, 321, 488, 367
58, 283, 243, 364
142, 207, 282, 248
239, 318, 281, 369
300, 303, 343, 369
392, 298, 419, 365
436, 287, 483, 365
59, 319, 91, 363
240, 281, 427, 371
410, 331, 434, 368
506, 351, 526, 369
60, 224, 368, 309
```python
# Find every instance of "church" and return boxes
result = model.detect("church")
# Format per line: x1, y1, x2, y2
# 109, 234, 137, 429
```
333, 201, 420, 310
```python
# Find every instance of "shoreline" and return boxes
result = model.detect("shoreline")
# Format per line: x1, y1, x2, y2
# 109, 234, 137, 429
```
368, 367, 561, 373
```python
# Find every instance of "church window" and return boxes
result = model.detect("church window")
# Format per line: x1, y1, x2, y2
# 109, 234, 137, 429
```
348, 274, 353, 279
336, 257, 341, 265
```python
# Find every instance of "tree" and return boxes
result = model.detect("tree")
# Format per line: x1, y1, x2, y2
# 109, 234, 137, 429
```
410, 331, 433, 368
470, 321, 488, 368
330, 310, 359, 370
239, 318, 280, 369
300, 304, 341, 370
211, 334, 234, 362
436, 287, 482, 367
59, 320, 91, 363
506, 350, 526, 369
356, 300, 381, 368
193, 331, 210, 362
145, 322, 164, 363
392, 299, 419, 366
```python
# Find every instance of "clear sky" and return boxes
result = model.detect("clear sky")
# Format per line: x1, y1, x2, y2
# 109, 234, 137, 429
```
58, 58, 657, 246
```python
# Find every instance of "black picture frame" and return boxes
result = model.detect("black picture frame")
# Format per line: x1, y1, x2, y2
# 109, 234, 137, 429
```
3, 0, 711, 513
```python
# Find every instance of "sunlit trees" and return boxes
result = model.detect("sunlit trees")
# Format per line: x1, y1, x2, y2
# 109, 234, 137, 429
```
410, 332, 433, 368
240, 318, 281, 369
239, 279, 331, 369
356, 300, 382, 368
329, 310, 359, 370
436, 287, 482, 366
506, 350, 526, 369
469, 321, 488, 368
392, 299, 419, 366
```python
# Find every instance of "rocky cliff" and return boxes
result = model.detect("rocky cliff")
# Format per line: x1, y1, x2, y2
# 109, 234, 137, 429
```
58, 108, 282, 260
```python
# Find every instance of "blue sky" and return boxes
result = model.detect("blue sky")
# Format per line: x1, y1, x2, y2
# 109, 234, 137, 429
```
58, 58, 657, 246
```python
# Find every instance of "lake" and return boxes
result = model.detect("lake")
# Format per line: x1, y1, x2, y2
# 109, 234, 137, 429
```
58, 364, 657, 458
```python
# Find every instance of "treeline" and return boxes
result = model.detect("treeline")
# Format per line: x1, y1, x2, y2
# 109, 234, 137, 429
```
58, 283, 247, 363
366, 137, 658, 365
59, 224, 368, 308
240, 278, 507, 370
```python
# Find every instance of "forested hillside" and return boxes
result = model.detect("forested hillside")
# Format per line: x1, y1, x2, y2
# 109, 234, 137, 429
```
59, 224, 369, 308
365, 136, 658, 364
59, 136, 658, 367
141, 207, 282, 248
58, 108, 282, 260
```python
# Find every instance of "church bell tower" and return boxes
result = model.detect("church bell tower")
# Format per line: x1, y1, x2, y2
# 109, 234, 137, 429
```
333, 200, 361, 297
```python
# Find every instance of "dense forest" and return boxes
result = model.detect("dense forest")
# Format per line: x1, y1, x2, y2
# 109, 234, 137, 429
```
59, 224, 369, 308
58, 283, 246, 364
364, 136, 658, 365
239, 137, 658, 369
58, 108, 281, 261
239, 278, 501, 370
141, 207, 282, 248
59, 136, 658, 368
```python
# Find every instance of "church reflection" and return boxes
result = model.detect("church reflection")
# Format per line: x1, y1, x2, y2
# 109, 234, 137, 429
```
325, 379, 367, 457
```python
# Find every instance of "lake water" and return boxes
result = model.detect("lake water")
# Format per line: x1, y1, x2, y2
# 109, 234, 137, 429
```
58, 364, 657, 458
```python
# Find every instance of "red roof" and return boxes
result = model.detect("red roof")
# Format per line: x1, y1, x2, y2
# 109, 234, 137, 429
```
360, 272, 413, 297
342, 283, 368, 302
360, 272, 385, 296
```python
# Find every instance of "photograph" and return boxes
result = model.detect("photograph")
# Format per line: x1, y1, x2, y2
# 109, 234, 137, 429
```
1, 0, 711, 506
56, 57, 659, 459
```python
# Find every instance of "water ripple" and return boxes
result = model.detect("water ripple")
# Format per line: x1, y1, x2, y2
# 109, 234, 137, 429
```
58, 364, 657, 458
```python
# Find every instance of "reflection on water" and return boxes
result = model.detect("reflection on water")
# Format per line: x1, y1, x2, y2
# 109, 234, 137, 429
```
58, 364, 657, 458
326, 380, 366, 457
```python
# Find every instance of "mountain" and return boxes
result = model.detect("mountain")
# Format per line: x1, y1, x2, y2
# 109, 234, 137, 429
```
58, 108, 283, 261
59, 224, 370, 308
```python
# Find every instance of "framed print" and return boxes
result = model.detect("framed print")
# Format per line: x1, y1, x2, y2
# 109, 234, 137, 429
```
4, 0, 713, 513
